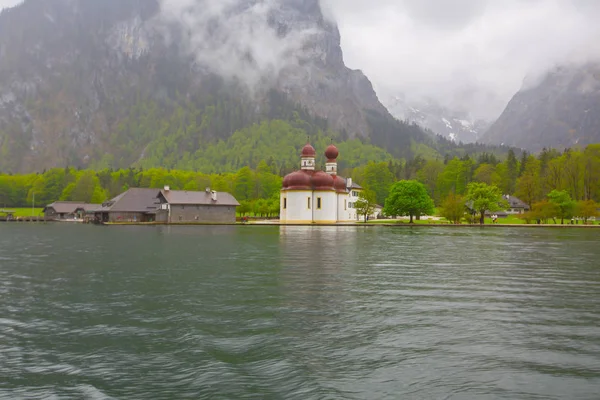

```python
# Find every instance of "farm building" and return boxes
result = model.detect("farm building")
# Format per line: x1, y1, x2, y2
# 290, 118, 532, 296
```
156, 187, 239, 224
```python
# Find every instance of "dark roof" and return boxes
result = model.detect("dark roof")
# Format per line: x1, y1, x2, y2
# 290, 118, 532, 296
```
44, 201, 99, 214
503, 195, 529, 209
97, 188, 160, 213
75, 204, 102, 212
160, 190, 239, 206
350, 182, 363, 190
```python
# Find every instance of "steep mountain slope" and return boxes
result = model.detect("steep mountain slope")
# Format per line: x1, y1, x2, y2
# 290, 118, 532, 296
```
385, 95, 491, 143
482, 64, 600, 151
0, 0, 431, 173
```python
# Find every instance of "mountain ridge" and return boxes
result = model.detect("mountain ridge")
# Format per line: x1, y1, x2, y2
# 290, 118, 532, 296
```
482, 64, 600, 151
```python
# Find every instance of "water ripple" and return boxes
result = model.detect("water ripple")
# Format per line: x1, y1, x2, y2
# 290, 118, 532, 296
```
0, 225, 599, 399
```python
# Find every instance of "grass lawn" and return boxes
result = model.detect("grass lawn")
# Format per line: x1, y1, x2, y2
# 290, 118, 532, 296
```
0, 208, 44, 217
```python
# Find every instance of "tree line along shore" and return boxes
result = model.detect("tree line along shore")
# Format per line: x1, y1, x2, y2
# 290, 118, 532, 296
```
1, 145, 599, 225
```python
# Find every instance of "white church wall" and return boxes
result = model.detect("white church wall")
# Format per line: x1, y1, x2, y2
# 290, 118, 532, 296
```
312, 191, 337, 223
282, 190, 313, 223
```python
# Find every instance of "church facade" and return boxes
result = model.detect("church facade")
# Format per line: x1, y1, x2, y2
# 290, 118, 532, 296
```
279, 142, 362, 224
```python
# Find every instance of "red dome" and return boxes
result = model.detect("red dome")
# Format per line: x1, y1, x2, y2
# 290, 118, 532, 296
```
333, 175, 347, 193
312, 171, 335, 191
283, 170, 312, 190
301, 143, 316, 157
325, 144, 339, 161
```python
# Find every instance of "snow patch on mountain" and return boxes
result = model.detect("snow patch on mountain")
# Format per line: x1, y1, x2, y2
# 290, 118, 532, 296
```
384, 95, 491, 143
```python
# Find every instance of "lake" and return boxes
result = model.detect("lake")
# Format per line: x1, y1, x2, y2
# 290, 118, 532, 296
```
1, 224, 599, 399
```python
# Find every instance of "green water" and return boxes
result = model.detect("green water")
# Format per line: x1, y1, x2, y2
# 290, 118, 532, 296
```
1, 224, 599, 399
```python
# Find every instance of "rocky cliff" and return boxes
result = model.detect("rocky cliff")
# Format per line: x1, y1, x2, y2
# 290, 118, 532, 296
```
482, 64, 600, 152
0, 0, 419, 172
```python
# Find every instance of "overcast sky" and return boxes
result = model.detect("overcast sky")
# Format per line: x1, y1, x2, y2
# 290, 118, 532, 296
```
321, 0, 600, 120
2, 0, 599, 120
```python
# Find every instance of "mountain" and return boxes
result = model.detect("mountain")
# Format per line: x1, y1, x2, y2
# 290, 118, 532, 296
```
385, 95, 491, 144
482, 64, 600, 151
0, 0, 435, 173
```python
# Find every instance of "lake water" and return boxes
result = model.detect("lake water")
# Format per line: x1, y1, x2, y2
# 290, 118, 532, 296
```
1, 224, 599, 399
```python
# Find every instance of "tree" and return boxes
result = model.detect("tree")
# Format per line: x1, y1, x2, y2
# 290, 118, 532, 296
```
384, 180, 434, 223
466, 182, 507, 225
506, 149, 519, 194
417, 160, 444, 204
473, 163, 496, 185
530, 200, 560, 224
515, 155, 541, 208
575, 200, 599, 224
361, 161, 395, 206
237, 200, 252, 217
354, 189, 377, 222
439, 193, 466, 224
547, 190, 575, 224
234, 166, 254, 201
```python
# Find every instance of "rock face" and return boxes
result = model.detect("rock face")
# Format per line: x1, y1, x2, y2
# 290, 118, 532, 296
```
385, 95, 491, 143
0, 0, 405, 172
482, 64, 600, 151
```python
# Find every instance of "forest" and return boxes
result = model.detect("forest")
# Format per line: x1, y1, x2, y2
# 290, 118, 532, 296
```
1, 144, 599, 219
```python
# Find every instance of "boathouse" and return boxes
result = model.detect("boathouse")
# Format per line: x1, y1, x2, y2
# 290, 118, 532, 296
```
44, 202, 100, 220
156, 187, 239, 224
94, 188, 160, 223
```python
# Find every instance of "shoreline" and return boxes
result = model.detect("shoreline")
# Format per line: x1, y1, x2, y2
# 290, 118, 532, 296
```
2, 220, 598, 229
102, 222, 600, 228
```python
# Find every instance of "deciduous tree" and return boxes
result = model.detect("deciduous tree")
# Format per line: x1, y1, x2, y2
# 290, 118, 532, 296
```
466, 182, 507, 225
574, 200, 598, 224
547, 190, 575, 224
354, 189, 377, 222
384, 180, 434, 223
439, 193, 466, 224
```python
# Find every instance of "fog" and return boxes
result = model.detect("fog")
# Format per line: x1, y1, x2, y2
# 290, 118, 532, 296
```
3, 0, 599, 121
157, 0, 323, 92
159, 0, 600, 120
321, 0, 600, 120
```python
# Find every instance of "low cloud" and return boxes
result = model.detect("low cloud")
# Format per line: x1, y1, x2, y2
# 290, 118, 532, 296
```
323, 0, 600, 120
157, 0, 323, 91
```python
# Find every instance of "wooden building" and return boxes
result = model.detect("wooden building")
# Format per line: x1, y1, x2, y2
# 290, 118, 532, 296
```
44, 202, 100, 221
94, 188, 161, 223
156, 187, 239, 224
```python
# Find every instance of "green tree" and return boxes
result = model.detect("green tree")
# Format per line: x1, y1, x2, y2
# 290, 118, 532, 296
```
362, 161, 395, 206
234, 167, 255, 201
473, 163, 496, 185
384, 180, 434, 223
237, 200, 252, 217
575, 200, 599, 224
466, 182, 507, 225
354, 189, 377, 222
530, 200, 560, 224
417, 160, 444, 204
515, 155, 541, 208
547, 190, 575, 224
439, 193, 466, 224
506, 149, 519, 194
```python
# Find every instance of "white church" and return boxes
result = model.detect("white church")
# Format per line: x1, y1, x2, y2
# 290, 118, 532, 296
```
279, 142, 364, 224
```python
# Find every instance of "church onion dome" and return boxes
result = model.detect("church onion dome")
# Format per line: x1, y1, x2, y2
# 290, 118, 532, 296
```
333, 175, 347, 193
283, 170, 312, 190
312, 171, 335, 191
301, 143, 316, 157
325, 144, 339, 162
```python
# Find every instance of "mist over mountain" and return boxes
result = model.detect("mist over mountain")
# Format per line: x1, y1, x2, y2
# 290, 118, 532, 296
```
482, 63, 600, 152
0, 0, 435, 173
385, 95, 491, 144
